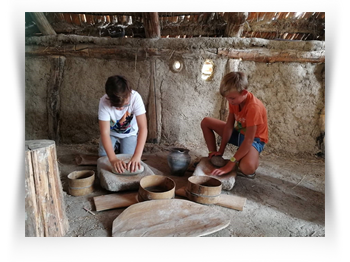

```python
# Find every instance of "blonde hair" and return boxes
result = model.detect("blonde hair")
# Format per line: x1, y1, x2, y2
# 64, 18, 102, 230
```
219, 71, 248, 96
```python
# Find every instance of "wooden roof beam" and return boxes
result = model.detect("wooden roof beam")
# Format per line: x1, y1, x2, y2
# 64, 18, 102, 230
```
30, 12, 56, 35
142, 12, 160, 38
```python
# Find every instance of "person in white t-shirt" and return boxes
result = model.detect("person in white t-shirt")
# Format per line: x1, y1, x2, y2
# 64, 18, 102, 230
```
98, 75, 147, 174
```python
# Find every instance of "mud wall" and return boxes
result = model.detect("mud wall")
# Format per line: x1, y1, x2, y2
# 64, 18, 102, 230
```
25, 37, 325, 155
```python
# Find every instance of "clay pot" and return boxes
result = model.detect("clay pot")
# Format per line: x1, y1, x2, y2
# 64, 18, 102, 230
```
167, 148, 191, 176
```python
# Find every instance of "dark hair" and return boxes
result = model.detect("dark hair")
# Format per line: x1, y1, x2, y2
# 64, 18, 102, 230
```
105, 75, 132, 107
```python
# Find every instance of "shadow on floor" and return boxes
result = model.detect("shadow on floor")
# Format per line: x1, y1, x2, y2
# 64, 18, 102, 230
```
232, 173, 325, 225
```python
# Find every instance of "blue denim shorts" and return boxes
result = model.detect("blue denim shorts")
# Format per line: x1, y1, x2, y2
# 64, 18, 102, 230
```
228, 129, 265, 153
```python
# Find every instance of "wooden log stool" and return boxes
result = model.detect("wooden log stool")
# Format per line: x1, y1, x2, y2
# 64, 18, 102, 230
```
25, 140, 69, 237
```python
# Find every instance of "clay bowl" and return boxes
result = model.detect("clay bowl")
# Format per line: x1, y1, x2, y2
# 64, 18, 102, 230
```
138, 175, 176, 202
185, 176, 222, 205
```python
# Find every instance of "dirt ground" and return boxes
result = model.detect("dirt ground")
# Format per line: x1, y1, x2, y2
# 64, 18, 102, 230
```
56, 142, 325, 237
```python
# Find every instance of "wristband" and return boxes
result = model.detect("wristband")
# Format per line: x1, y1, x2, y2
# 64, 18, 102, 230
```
230, 156, 238, 163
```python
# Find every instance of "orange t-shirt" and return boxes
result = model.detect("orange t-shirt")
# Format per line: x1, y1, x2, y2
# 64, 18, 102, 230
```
228, 92, 268, 143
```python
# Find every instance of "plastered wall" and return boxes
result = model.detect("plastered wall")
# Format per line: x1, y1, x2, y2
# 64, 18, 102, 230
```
25, 38, 325, 155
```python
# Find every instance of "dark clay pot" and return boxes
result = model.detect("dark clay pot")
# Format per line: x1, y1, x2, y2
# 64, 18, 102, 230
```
167, 148, 191, 176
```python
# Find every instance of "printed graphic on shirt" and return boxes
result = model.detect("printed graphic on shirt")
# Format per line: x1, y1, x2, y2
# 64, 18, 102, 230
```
234, 121, 246, 133
234, 114, 246, 133
110, 111, 134, 134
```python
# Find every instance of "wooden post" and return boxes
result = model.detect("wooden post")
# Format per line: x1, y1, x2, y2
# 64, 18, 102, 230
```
47, 56, 66, 144
29, 12, 57, 35
142, 12, 161, 38
224, 12, 248, 37
147, 59, 159, 143
25, 140, 69, 237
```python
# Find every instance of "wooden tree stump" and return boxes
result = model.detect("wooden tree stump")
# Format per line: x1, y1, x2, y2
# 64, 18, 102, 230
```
25, 140, 69, 237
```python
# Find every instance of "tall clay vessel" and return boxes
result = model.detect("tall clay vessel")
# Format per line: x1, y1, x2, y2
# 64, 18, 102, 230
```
167, 148, 191, 176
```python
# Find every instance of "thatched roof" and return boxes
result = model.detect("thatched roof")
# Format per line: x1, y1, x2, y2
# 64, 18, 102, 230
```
25, 12, 325, 41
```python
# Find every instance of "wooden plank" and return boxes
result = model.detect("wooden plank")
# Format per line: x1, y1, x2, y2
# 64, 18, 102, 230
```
25, 149, 43, 236
93, 192, 139, 211
218, 194, 246, 211
30, 12, 56, 35
93, 184, 246, 212
175, 188, 246, 211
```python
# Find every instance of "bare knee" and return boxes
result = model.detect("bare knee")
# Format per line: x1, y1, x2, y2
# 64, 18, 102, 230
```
239, 158, 259, 175
201, 117, 212, 130
239, 164, 256, 175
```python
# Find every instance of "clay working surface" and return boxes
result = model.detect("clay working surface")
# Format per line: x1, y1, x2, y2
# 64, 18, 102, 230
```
97, 154, 154, 192
193, 157, 236, 191
112, 199, 230, 237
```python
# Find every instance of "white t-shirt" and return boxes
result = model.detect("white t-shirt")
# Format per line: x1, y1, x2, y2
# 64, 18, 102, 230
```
98, 90, 146, 138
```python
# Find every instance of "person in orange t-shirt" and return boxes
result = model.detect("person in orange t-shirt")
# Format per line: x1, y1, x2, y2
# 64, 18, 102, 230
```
201, 71, 268, 178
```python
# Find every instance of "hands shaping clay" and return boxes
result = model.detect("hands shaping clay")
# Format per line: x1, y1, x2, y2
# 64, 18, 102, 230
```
108, 154, 145, 176
112, 163, 145, 176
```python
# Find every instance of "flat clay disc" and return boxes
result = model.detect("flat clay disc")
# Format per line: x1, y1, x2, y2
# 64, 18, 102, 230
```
210, 156, 227, 167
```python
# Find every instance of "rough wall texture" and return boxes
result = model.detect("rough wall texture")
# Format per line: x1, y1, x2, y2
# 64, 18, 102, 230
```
239, 62, 325, 154
25, 37, 325, 155
25, 57, 50, 139
59, 58, 151, 143
156, 57, 226, 146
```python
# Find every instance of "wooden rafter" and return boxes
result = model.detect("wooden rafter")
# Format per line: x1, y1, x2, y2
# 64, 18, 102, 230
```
30, 12, 56, 35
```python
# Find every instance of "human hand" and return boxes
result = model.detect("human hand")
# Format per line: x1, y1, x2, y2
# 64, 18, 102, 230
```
211, 161, 235, 176
110, 158, 127, 174
127, 156, 142, 173
208, 151, 222, 159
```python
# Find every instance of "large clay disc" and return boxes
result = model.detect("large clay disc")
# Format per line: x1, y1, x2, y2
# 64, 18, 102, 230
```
112, 199, 230, 237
